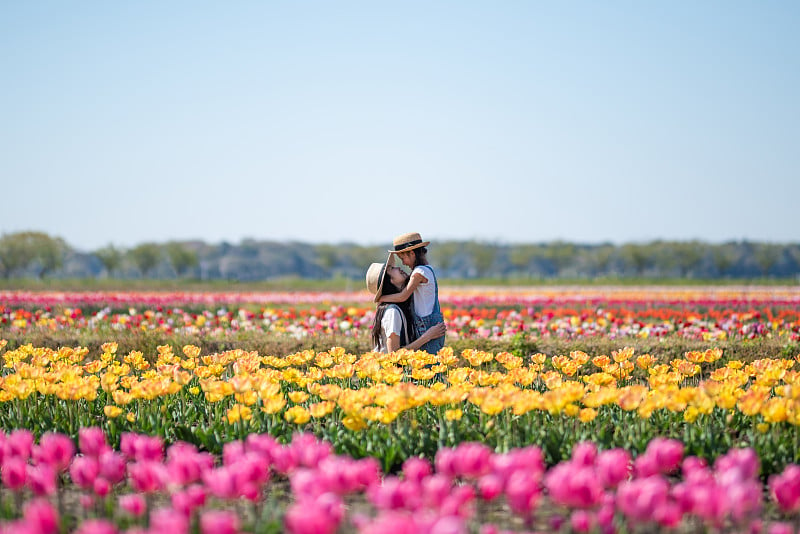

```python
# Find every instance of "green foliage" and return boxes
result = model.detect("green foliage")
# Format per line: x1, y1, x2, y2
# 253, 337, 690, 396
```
165, 241, 199, 276
127, 243, 162, 277
0, 231, 66, 278
94, 244, 123, 276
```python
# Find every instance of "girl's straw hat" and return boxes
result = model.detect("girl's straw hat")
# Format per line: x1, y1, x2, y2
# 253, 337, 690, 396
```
389, 232, 430, 253
365, 261, 388, 302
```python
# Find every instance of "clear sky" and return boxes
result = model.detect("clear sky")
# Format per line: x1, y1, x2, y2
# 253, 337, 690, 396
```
2, 1, 798, 252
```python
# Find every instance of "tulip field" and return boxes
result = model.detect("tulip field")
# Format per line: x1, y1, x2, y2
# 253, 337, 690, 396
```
2, 286, 800, 533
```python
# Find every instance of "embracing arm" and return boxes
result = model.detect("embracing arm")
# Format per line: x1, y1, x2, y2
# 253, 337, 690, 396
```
379, 271, 427, 303
386, 322, 447, 352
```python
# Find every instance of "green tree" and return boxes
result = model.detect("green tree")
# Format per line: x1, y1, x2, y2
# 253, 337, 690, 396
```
314, 244, 339, 271
0, 231, 66, 278
620, 243, 649, 276
128, 243, 162, 278
465, 243, 497, 278
94, 245, 123, 277
165, 242, 199, 277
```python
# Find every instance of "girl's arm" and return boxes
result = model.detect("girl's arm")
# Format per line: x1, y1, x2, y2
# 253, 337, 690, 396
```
379, 271, 428, 303
386, 322, 447, 352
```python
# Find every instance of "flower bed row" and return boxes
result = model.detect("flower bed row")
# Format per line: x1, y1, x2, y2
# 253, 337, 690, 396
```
2, 341, 800, 475
3, 298, 800, 341
2, 427, 800, 533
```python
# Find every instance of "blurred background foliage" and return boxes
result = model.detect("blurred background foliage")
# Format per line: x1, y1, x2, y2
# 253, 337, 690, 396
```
0, 231, 798, 285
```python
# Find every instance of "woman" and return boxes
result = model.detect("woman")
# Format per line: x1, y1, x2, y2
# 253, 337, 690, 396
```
378, 232, 444, 354
366, 260, 446, 353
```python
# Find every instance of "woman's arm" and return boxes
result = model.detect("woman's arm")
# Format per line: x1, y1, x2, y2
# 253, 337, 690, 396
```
379, 271, 427, 303
386, 322, 447, 352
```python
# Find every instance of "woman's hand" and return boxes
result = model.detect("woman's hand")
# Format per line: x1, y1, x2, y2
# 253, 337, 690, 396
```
422, 322, 446, 341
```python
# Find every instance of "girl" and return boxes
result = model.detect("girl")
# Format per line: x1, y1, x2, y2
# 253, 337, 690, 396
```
378, 232, 445, 354
366, 260, 446, 353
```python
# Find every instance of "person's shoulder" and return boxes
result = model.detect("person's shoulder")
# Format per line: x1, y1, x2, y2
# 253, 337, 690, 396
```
384, 304, 402, 317
413, 265, 433, 275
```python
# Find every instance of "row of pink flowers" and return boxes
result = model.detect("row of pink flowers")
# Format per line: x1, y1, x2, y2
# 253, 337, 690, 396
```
4, 301, 800, 342
3, 287, 800, 307
1, 428, 800, 533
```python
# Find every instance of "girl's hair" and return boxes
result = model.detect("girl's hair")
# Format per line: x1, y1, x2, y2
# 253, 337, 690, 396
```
411, 247, 428, 268
371, 271, 415, 349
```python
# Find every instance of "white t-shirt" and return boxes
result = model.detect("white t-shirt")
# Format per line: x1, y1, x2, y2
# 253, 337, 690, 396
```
374, 305, 406, 353
412, 265, 437, 317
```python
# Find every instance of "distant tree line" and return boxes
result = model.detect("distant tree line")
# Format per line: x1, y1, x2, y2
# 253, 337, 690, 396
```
0, 231, 799, 281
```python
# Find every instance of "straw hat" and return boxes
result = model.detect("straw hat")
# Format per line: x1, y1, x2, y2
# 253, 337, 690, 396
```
389, 232, 430, 254
365, 261, 388, 302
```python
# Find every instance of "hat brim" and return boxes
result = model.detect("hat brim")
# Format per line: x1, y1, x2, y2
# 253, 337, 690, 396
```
388, 241, 430, 254
373, 252, 394, 302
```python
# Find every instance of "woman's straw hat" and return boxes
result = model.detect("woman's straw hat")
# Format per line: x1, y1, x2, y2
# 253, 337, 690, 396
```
389, 232, 430, 254
365, 261, 388, 303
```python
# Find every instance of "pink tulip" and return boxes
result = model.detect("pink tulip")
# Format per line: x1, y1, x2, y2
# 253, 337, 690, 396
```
450, 443, 492, 479
172, 484, 207, 516
79, 494, 94, 510
350, 511, 419, 534
716, 448, 760, 482
477, 474, 503, 501
290, 433, 332, 468
150, 507, 189, 534
23, 498, 59, 534
434, 447, 457, 479
93, 476, 111, 497
2, 457, 28, 490
367, 476, 421, 511
572, 442, 598, 467
27, 463, 57, 496
617, 475, 670, 524
127, 461, 166, 494
544, 462, 603, 509
352, 456, 381, 489
402, 456, 432, 483
421, 474, 453, 510
222, 440, 246, 465
767, 522, 794, 534
69, 456, 99, 490
633, 453, 660, 478
429, 515, 469, 534
120, 433, 163, 462
34, 432, 75, 472
285, 495, 342, 534
440, 484, 476, 518
203, 466, 239, 499
570, 510, 595, 533
200, 510, 240, 534
770, 465, 800, 513
74, 519, 117, 534
7, 429, 34, 461
245, 433, 279, 460
596, 449, 632, 488
505, 470, 541, 516
78, 428, 109, 458
118, 493, 147, 517
647, 437, 684, 474
489, 445, 544, 486
166, 448, 214, 487
270, 445, 299, 474
98, 451, 126, 485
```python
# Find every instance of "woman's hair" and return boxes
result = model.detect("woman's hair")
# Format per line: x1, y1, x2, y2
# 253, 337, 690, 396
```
371, 271, 415, 349
411, 247, 428, 268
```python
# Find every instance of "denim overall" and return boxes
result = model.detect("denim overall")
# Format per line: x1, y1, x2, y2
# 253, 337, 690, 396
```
414, 265, 445, 354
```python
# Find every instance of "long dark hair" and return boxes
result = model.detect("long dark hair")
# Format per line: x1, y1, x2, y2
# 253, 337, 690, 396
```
411, 247, 429, 268
371, 271, 415, 349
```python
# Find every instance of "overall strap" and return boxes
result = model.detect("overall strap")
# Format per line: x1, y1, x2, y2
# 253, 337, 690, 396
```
421, 265, 440, 313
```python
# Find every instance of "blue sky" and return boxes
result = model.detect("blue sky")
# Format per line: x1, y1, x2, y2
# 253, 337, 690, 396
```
2, 1, 798, 251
